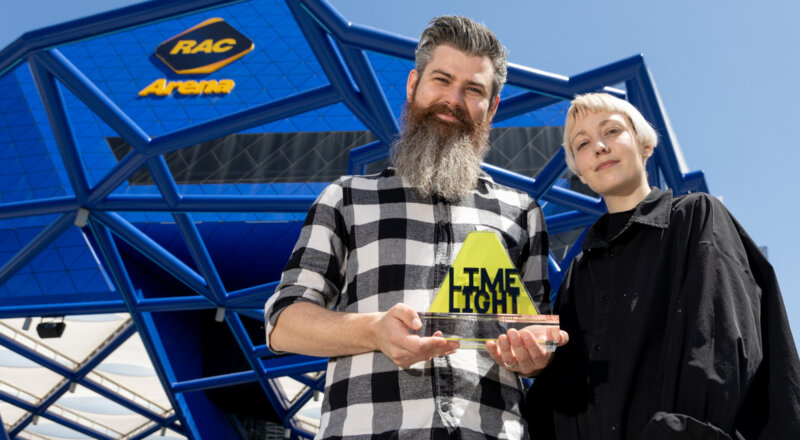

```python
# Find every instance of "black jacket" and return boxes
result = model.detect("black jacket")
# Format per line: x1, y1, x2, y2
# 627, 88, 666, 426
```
527, 188, 800, 439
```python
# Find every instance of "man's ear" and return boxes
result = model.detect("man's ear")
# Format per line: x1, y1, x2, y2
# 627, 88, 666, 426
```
406, 69, 419, 102
488, 94, 500, 119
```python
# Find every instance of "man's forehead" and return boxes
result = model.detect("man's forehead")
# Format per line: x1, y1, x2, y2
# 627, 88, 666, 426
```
425, 45, 494, 78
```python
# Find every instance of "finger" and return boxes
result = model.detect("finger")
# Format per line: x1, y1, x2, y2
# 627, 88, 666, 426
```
497, 332, 518, 367
485, 340, 504, 364
557, 329, 569, 346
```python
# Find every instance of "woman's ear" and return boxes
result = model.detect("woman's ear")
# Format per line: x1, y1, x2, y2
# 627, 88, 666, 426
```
642, 144, 654, 160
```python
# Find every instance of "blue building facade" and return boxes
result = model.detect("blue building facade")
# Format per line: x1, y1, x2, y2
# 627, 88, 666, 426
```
0, 0, 708, 438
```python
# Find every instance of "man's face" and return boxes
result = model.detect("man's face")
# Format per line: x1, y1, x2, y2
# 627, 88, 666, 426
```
390, 45, 499, 201
406, 45, 499, 125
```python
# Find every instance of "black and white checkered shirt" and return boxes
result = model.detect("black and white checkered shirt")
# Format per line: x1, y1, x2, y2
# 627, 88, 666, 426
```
265, 168, 550, 439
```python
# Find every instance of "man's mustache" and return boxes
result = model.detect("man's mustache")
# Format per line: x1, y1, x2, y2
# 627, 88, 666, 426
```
421, 102, 473, 128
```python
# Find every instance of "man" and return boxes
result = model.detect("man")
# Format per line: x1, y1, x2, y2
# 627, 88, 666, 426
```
265, 16, 564, 439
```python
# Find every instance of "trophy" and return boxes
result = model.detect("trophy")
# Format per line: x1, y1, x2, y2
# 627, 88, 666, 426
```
415, 231, 560, 350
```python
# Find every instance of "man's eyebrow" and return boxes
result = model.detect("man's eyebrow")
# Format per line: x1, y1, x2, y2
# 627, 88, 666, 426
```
430, 69, 453, 79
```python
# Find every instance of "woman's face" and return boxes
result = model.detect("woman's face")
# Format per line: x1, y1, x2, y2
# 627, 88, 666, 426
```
569, 111, 652, 198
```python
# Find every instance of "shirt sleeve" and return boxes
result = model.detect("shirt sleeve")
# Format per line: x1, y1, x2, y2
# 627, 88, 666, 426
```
649, 194, 800, 438
519, 196, 551, 314
264, 179, 349, 349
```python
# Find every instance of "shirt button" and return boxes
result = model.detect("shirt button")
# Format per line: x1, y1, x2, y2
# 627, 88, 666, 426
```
593, 344, 601, 352
611, 425, 616, 431
441, 403, 450, 412
602, 294, 610, 301
608, 250, 615, 257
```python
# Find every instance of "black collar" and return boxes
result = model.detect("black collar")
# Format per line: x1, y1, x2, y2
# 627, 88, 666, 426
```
582, 187, 673, 250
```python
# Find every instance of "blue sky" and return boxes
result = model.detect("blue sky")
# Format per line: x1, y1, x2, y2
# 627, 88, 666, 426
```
2, 0, 798, 343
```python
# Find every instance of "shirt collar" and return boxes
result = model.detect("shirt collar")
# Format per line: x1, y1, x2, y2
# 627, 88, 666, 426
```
582, 187, 673, 250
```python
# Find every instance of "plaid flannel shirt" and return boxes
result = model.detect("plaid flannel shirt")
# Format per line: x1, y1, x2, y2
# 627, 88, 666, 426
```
265, 168, 550, 439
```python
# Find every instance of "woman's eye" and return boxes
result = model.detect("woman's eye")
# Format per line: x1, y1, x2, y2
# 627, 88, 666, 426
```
576, 141, 588, 151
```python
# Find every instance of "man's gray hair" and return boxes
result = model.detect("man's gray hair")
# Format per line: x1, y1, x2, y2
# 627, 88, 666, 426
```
415, 16, 508, 100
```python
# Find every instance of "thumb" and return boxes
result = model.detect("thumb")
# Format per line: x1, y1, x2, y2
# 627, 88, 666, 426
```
391, 303, 422, 331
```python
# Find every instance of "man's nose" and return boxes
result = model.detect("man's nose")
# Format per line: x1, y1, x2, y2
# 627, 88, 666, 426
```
441, 87, 465, 108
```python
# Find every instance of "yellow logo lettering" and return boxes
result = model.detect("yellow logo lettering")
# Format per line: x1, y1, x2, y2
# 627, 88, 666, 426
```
138, 79, 236, 97
137, 78, 168, 97
212, 38, 236, 53
190, 39, 215, 54
170, 40, 196, 55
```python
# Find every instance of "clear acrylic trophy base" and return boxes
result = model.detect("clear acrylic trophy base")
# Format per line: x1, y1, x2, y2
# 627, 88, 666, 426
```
415, 313, 560, 350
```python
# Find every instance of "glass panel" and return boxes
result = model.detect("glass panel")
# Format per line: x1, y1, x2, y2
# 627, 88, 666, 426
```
0, 64, 74, 203
56, 0, 331, 139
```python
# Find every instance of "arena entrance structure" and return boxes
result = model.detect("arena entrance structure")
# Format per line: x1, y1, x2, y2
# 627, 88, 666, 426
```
0, 0, 709, 438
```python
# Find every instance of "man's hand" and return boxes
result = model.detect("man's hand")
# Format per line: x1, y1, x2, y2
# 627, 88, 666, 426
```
486, 325, 568, 376
374, 303, 460, 369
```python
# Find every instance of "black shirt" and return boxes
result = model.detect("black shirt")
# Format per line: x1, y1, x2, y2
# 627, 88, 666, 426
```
527, 188, 800, 439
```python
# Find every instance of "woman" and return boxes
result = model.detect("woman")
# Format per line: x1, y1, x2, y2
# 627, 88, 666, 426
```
526, 93, 800, 439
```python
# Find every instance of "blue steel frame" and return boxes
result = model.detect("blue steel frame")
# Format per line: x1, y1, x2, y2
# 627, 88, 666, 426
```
0, 0, 708, 438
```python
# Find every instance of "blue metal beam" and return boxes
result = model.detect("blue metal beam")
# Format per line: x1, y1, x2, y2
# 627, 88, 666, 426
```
9, 322, 137, 435
88, 218, 200, 440
128, 414, 180, 440
0, 411, 8, 440
347, 140, 388, 175
482, 163, 606, 216
35, 49, 150, 152
283, 374, 326, 422
545, 210, 599, 236
145, 156, 181, 209
625, 65, 708, 194
0, 197, 78, 220
529, 149, 569, 201
0, 212, 76, 287
1, 389, 116, 440
288, 0, 390, 146
172, 213, 227, 304
147, 85, 340, 157
0, 0, 239, 76
96, 194, 317, 212
299, 0, 417, 60
0, 296, 216, 318
0, 326, 178, 431
225, 281, 278, 308
495, 93, 562, 123
28, 55, 90, 204
261, 355, 328, 379
225, 311, 288, 421
86, 151, 148, 208
338, 44, 400, 140
91, 211, 210, 297
172, 370, 257, 393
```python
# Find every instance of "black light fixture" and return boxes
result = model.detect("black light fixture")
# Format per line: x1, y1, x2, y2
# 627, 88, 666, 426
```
36, 317, 66, 339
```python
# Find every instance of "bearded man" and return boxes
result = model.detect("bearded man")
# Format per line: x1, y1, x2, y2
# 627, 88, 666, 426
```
265, 16, 564, 439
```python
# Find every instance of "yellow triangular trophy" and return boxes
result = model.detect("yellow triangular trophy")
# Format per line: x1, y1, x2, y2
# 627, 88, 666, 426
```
428, 231, 539, 315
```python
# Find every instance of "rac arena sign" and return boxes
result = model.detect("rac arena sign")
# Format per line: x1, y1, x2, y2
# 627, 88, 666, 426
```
139, 18, 253, 97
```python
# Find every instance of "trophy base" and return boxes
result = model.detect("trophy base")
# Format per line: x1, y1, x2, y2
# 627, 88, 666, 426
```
415, 313, 560, 350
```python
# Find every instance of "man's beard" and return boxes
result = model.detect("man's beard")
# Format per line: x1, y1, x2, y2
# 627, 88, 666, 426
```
390, 100, 491, 202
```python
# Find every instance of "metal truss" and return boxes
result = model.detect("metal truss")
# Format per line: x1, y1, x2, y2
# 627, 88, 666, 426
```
0, 0, 708, 438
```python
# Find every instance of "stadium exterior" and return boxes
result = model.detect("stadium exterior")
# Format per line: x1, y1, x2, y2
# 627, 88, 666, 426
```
0, 0, 709, 438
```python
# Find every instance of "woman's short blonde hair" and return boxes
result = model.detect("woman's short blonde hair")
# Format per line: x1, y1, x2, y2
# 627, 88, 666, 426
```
563, 93, 658, 174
